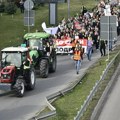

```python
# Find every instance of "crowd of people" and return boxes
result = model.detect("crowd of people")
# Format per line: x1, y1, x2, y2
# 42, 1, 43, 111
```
53, 0, 120, 74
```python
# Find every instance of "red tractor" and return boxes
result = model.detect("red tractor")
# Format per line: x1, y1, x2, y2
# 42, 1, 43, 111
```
0, 47, 36, 97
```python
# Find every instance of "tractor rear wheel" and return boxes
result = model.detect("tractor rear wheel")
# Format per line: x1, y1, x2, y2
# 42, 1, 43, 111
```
39, 59, 49, 78
26, 68, 36, 90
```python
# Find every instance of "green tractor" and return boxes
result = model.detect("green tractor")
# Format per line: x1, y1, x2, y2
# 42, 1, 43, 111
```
23, 32, 57, 78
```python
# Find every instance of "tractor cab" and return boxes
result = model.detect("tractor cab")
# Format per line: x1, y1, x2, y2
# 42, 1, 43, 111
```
1, 47, 28, 69
24, 32, 52, 51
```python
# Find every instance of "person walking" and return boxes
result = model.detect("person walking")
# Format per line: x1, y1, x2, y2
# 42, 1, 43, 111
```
99, 39, 106, 56
73, 44, 82, 74
87, 37, 93, 61
71, 38, 76, 54
19, 0, 24, 13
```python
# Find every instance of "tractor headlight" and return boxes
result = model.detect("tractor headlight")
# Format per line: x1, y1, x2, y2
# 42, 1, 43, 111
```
7, 74, 11, 79
1, 74, 4, 79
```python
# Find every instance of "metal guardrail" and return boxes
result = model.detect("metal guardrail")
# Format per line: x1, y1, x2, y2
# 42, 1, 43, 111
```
74, 51, 120, 120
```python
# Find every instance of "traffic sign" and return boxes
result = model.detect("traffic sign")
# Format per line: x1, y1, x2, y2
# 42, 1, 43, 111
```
24, 0, 34, 11
100, 16, 117, 41
24, 10, 35, 26
49, 3, 57, 25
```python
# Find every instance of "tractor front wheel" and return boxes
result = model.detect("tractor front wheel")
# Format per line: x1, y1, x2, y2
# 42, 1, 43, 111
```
26, 68, 36, 90
49, 57, 57, 73
15, 78, 25, 97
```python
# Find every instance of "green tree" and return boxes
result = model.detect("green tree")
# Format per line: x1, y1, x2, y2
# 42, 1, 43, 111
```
0, 2, 5, 13
5, 2, 17, 14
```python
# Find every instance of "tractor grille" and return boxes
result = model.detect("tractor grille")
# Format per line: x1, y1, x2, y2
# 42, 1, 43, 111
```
1, 74, 10, 79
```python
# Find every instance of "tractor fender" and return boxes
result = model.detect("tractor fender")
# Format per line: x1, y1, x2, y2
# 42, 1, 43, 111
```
29, 50, 39, 58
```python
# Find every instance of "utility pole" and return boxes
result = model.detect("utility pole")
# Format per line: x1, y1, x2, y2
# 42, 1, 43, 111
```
67, 0, 70, 18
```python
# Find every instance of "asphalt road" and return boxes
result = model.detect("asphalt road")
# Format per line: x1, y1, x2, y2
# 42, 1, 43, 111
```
0, 50, 101, 120
98, 73, 120, 120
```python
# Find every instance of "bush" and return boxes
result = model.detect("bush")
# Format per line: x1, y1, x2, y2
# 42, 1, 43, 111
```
5, 2, 17, 14
0, 2, 5, 13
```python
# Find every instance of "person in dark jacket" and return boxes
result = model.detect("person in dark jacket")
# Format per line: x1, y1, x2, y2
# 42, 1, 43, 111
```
117, 17, 120, 36
19, 0, 24, 13
99, 40, 106, 56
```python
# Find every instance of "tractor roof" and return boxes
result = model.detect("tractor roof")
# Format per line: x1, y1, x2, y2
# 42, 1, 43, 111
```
24, 32, 50, 40
1, 47, 28, 52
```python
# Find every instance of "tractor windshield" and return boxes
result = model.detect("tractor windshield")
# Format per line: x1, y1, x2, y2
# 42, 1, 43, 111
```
29, 39, 43, 50
2, 53, 21, 67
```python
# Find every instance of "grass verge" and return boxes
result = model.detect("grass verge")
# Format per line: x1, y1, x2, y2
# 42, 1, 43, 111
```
39, 46, 120, 120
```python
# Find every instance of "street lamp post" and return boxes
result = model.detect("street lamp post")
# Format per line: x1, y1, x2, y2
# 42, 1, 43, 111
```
108, 16, 110, 61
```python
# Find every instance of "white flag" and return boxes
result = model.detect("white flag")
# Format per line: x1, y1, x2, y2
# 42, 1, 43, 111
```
42, 22, 46, 29
41, 22, 58, 35
104, 5, 111, 16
